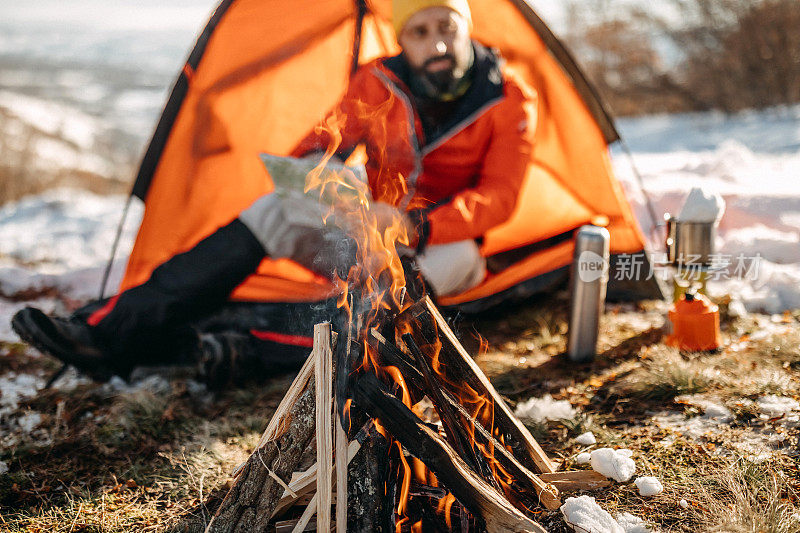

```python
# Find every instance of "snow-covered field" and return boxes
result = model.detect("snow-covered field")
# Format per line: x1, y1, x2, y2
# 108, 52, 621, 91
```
614, 107, 800, 313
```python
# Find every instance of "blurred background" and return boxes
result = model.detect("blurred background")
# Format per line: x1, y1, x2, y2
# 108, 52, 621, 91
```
561, 0, 800, 117
1, 0, 797, 203
0, 0, 798, 315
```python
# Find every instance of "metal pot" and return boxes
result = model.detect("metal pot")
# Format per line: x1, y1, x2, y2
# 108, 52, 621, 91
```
666, 215, 716, 265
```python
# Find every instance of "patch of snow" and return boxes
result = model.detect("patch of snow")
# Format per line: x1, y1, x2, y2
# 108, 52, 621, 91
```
102, 376, 130, 393
561, 495, 624, 533
16, 412, 42, 433
590, 448, 636, 482
0, 189, 142, 275
756, 395, 800, 418
0, 90, 102, 150
50, 367, 93, 392
698, 402, 732, 420
102, 374, 171, 396
677, 186, 725, 223
514, 394, 576, 423
654, 412, 725, 441
0, 372, 44, 417
576, 452, 591, 465
634, 476, 664, 496
727, 299, 748, 318
719, 225, 800, 265
654, 396, 737, 443
676, 395, 733, 422
656, 399, 794, 461
616, 513, 652, 533
185, 379, 208, 398
575, 431, 597, 445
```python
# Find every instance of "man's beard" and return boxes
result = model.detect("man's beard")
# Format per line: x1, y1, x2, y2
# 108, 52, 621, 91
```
412, 54, 462, 98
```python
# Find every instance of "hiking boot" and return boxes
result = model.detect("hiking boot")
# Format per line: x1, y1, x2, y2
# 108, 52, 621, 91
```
196, 331, 312, 390
89, 219, 267, 348
197, 332, 251, 390
11, 307, 134, 381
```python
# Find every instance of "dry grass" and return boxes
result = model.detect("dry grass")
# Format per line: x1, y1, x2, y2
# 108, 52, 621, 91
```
0, 354, 290, 531
1, 297, 798, 531
474, 297, 800, 532
691, 458, 800, 533
622, 348, 715, 401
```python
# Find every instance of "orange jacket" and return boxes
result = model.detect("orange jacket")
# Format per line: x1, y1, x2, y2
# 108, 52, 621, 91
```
294, 43, 537, 248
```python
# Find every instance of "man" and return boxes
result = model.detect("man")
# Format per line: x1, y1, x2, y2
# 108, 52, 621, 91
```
12, 0, 537, 386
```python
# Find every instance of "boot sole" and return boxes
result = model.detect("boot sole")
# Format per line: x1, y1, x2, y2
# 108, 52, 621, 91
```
11, 308, 119, 382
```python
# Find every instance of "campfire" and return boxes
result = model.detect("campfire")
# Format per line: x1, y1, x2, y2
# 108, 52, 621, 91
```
202, 128, 609, 533
203, 294, 611, 533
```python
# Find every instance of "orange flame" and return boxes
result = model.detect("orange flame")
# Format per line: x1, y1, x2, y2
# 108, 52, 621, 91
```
302, 97, 525, 522
394, 440, 412, 518
436, 493, 457, 529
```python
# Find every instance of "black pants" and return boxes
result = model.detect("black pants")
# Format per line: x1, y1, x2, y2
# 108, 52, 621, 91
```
77, 219, 338, 378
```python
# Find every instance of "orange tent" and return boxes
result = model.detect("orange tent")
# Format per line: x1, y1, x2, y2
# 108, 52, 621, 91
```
114, 0, 662, 313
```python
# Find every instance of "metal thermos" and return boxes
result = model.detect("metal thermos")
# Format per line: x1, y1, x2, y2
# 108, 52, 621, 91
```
567, 225, 610, 363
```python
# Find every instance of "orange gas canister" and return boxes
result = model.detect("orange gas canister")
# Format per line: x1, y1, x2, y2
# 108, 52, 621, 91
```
666, 292, 722, 351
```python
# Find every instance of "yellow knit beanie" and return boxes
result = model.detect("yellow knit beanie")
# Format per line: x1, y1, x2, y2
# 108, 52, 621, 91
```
392, 0, 472, 36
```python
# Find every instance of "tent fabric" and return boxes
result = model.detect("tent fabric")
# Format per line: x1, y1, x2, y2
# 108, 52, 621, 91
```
119, 0, 656, 310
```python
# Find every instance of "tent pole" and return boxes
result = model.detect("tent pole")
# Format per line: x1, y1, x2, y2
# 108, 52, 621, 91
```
98, 194, 134, 300
617, 136, 665, 251
351, 0, 368, 75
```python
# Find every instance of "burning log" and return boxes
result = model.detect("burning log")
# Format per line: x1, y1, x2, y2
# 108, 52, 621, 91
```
352, 372, 547, 533
369, 329, 561, 511
405, 484, 479, 532
345, 425, 394, 532
400, 297, 559, 475
401, 332, 498, 489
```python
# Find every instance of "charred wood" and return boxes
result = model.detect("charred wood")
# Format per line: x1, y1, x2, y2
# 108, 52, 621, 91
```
402, 333, 501, 493
346, 426, 393, 532
370, 329, 560, 510
352, 372, 546, 533
400, 297, 558, 475
405, 483, 480, 533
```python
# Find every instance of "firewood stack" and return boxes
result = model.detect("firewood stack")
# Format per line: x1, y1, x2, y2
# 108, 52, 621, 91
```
204, 295, 610, 533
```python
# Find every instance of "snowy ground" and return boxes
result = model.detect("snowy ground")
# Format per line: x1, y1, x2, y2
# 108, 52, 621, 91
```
613, 106, 800, 313
0, 189, 141, 341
